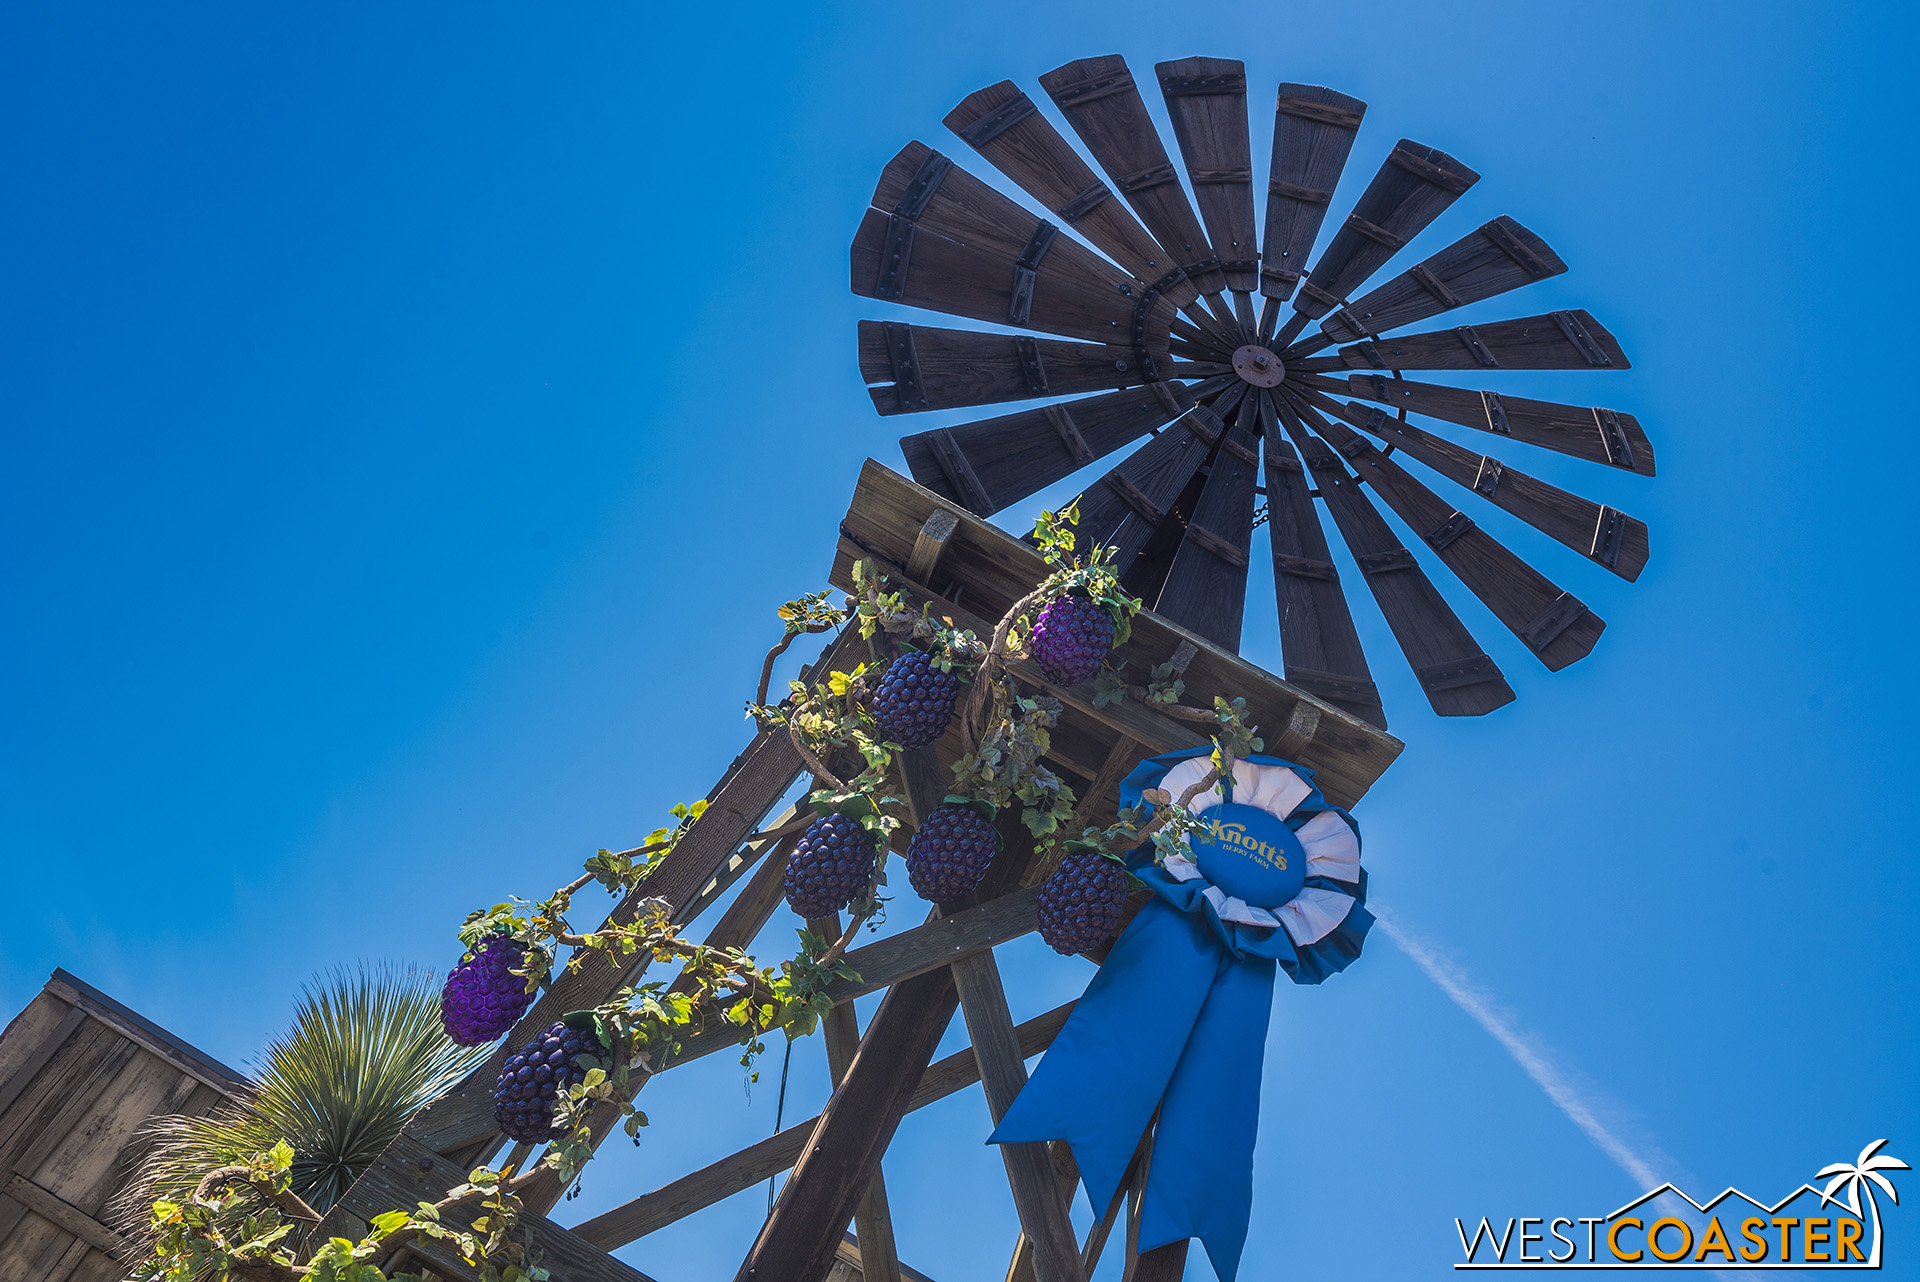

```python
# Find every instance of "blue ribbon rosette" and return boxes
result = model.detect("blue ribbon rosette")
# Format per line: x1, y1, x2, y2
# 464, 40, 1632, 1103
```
989, 747, 1370, 1281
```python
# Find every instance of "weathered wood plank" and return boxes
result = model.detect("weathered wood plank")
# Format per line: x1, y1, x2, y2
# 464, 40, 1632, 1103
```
1327, 396, 1650, 580
1308, 309, 1631, 371
1327, 371, 1656, 475
1261, 84, 1366, 303
1, 1175, 132, 1261
1271, 398, 1515, 716
859, 321, 1147, 416
1155, 58, 1258, 294
731, 813, 1045, 1282
1258, 393, 1385, 726
945, 80, 1193, 307
1319, 216, 1566, 343
1152, 395, 1261, 650
1292, 392, 1606, 671
45, 972, 248, 1095
1041, 56, 1224, 295
829, 461, 1402, 805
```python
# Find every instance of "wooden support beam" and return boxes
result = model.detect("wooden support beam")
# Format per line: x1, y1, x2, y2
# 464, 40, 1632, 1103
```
1, 1173, 134, 1261
905, 507, 961, 583
814, 913, 904, 1282
568, 1004, 1075, 1250
732, 815, 1045, 1282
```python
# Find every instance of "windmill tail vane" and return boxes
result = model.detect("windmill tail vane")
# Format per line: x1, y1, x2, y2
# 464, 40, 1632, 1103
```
856, 54, 1655, 732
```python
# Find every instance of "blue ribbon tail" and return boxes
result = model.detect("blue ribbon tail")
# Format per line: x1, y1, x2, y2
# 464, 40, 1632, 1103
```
1138, 950, 1277, 1282
988, 899, 1219, 1211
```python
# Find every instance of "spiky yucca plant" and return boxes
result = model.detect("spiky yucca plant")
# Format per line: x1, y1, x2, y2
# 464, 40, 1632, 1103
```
118, 964, 491, 1240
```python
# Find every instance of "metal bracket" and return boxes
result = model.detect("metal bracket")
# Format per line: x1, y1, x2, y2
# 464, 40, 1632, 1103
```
1591, 506, 1626, 569
1008, 220, 1059, 325
1425, 511, 1475, 550
892, 152, 953, 220
1553, 310, 1614, 367
1593, 407, 1636, 469
1274, 554, 1337, 581
1480, 389, 1512, 435
1296, 279, 1345, 316
1117, 163, 1178, 193
1183, 522, 1249, 568
1344, 213, 1407, 250
883, 322, 928, 411
1051, 70, 1135, 108
1182, 406, 1222, 447
1044, 403, 1092, 464
1325, 306, 1372, 343
1518, 592, 1586, 652
1415, 652, 1501, 692
1160, 72, 1246, 95
1102, 472, 1164, 524
1356, 547, 1417, 574
875, 215, 916, 301
1480, 218, 1555, 278
1014, 335, 1049, 394
1453, 326, 1500, 367
1386, 143, 1475, 194
1274, 94, 1364, 129
1409, 263, 1461, 307
1189, 167, 1252, 184
1220, 434, 1259, 467
1354, 340, 1389, 369
1472, 458, 1503, 498
1059, 182, 1111, 221
1285, 665, 1380, 705
1268, 178, 1332, 204
957, 94, 1036, 146
928, 428, 993, 514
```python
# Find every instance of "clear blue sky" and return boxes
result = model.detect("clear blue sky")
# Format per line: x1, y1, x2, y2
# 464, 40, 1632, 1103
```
3, 3, 1914, 1278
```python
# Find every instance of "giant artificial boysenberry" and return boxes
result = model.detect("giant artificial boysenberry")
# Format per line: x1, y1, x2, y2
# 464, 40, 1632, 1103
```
1030, 595, 1115, 687
783, 814, 881, 919
905, 804, 998, 907
869, 650, 961, 749
1036, 851, 1128, 954
440, 934, 537, 1047
492, 1020, 604, 1143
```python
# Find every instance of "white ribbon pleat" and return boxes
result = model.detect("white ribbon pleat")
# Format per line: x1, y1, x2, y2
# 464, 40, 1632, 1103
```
1294, 810, 1360, 882
1277, 886, 1357, 946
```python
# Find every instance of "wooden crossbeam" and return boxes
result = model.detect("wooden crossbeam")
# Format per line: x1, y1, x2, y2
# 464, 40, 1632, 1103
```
813, 911, 904, 1282
732, 814, 1046, 1282
568, 1004, 1075, 1249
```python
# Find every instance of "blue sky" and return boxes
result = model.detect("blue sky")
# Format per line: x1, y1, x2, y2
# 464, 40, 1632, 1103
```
2, 2, 1915, 1278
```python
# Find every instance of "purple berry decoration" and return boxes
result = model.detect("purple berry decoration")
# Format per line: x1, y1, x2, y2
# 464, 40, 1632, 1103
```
783, 813, 881, 919
492, 1019, 605, 1143
906, 804, 998, 907
1036, 851, 1127, 955
440, 934, 536, 1046
1030, 595, 1115, 687
870, 650, 961, 748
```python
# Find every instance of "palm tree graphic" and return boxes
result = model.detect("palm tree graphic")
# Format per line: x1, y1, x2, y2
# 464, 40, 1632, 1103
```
1817, 1139, 1909, 1266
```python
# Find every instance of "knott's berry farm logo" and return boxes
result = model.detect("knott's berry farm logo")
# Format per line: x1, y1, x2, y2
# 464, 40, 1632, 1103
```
1207, 818, 1288, 870
1455, 1141, 1908, 1269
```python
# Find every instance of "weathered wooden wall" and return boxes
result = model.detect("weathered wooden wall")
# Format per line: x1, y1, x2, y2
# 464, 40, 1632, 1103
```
0, 969, 249, 1282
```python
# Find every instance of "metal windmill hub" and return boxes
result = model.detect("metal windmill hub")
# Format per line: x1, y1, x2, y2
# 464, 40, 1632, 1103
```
1231, 344, 1286, 388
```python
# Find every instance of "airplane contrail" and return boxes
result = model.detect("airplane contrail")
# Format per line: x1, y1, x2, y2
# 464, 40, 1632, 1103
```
1371, 906, 1674, 1191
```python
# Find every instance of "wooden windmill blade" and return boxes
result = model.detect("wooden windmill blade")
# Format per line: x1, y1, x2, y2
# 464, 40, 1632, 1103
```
1273, 394, 1516, 715
1260, 84, 1368, 306
1323, 395, 1651, 580
1326, 372, 1656, 475
896, 378, 1228, 517
1273, 140, 1481, 344
945, 81, 1200, 311
1071, 402, 1231, 576
854, 141, 1179, 353
1149, 387, 1262, 648
1154, 58, 1260, 298
1316, 216, 1568, 345
858, 320, 1151, 416
1257, 392, 1386, 727
1297, 308, 1631, 372
1286, 391, 1605, 670
1039, 56, 1228, 299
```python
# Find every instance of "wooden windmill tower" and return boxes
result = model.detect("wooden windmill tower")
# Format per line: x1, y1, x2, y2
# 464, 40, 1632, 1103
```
301, 52, 1648, 1282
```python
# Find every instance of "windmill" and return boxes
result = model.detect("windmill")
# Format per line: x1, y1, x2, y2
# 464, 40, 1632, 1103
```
860, 54, 1652, 727
180, 53, 1649, 1282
